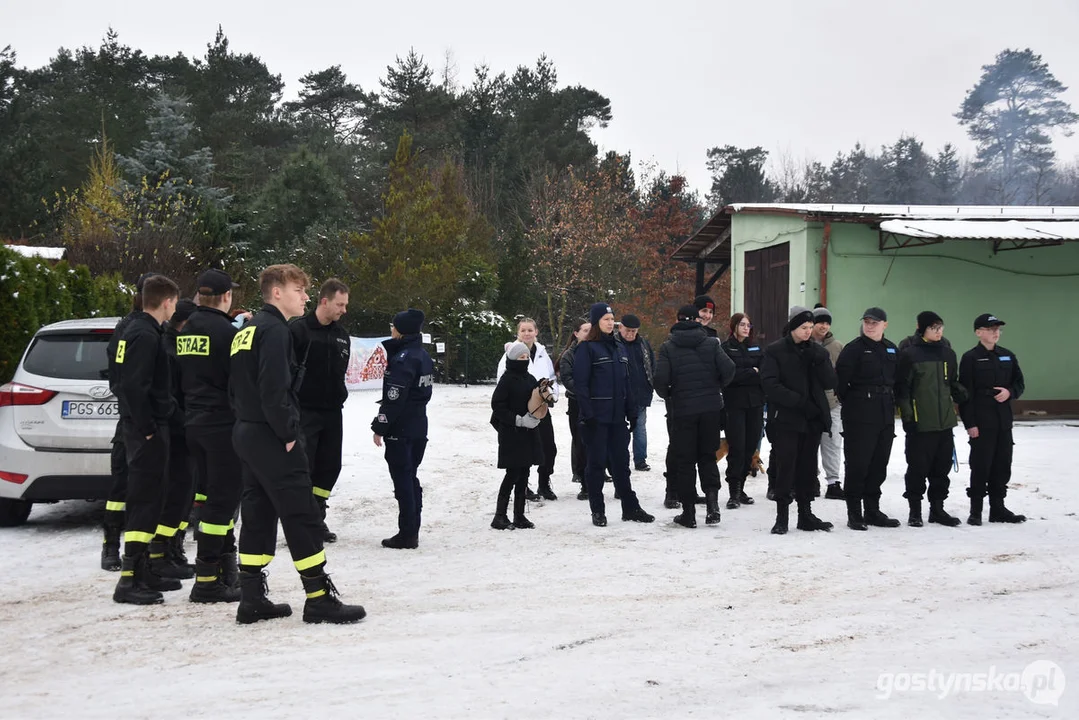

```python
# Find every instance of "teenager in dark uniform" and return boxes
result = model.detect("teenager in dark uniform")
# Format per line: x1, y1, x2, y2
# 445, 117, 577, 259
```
573, 302, 655, 527
895, 311, 968, 527
179, 269, 242, 603
101, 271, 158, 572
290, 278, 351, 543
654, 305, 735, 527
112, 275, 180, 605
556, 319, 591, 500
759, 307, 836, 534
231, 264, 365, 625
835, 307, 901, 531
490, 341, 543, 529
958, 313, 1026, 525
721, 313, 764, 509
372, 308, 434, 549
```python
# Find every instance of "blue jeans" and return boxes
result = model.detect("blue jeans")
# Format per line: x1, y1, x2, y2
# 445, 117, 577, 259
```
632, 407, 648, 466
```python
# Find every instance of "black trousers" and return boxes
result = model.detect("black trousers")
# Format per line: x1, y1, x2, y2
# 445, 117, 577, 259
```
105, 424, 128, 530
153, 429, 195, 540
121, 421, 169, 557
668, 412, 723, 507
725, 405, 764, 487
537, 413, 557, 484
385, 435, 427, 538
583, 422, 639, 516
567, 398, 586, 478
188, 422, 242, 560
234, 421, 325, 575
770, 425, 820, 504
301, 408, 344, 500
497, 467, 531, 518
664, 414, 717, 495
842, 422, 894, 502
904, 430, 954, 504
967, 425, 1014, 500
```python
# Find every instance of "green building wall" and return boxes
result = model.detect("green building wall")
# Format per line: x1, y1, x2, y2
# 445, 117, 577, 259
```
731, 214, 1079, 403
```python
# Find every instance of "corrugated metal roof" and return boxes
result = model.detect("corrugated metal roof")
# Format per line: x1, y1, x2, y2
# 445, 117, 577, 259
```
728, 203, 1079, 221
879, 219, 1079, 241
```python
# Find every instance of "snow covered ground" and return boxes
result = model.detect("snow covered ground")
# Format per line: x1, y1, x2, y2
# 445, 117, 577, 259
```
2, 385, 1076, 719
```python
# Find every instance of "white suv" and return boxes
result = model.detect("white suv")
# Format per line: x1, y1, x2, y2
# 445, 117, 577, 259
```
0, 317, 121, 526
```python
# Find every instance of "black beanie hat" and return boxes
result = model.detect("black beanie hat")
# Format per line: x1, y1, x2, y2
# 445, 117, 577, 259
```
589, 302, 613, 326
917, 310, 943, 335
392, 308, 425, 335
620, 314, 641, 329
786, 306, 815, 334
170, 298, 197, 325
694, 295, 716, 311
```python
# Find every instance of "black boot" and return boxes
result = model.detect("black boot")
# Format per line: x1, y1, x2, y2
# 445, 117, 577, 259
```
101, 526, 121, 572
168, 530, 192, 571
490, 514, 514, 530
725, 482, 740, 510
538, 478, 558, 501
622, 506, 655, 523
220, 551, 240, 590
908, 498, 924, 527
301, 573, 366, 624
863, 499, 900, 528
525, 487, 541, 502
663, 489, 680, 509
512, 515, 535, 529
189, 558, 241, 603
928, 501, 961, 527
236, 570, 293, 624
738, 480, 755, 505
137, 551, 182, 592
149, 540, 194, 580
967, 496, 983, 526
705, 488, 722, 525
771, 501, 789, 534
592, 513, 608, 527
988, 498, 1026, 524
825, 482, 846, 500
316, 497, 338, 544
577, 487, 589, 501
381, 534, 419, 549
113, 555, 164, 605
673, 509, 696, 528
846, 498, 868, 531
796, 501, 833, 531
492, 482, 514, 530
512, 482, 534, 527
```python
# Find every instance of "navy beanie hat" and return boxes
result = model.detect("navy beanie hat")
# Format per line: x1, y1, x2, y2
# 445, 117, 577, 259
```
393, 308, 425, 335
589, 302, 612, 326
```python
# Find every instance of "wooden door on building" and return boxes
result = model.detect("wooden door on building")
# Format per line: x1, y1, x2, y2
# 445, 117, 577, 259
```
743, 243, 790, 345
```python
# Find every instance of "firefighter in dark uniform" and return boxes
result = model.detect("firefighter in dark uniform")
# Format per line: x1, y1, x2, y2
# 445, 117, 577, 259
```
958, 313, 1027, 525
152, 298, 198, 581
230, 264, 365, 625
372, 308, 434, 549
101, 271, 158, 572
111, 275, 180, 605
179, 269, 242, 603
290, 278, 351, 544
835, 307, 901, 531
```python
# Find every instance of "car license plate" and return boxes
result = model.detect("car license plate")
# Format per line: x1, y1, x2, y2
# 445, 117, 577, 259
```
61, 400, 119, 419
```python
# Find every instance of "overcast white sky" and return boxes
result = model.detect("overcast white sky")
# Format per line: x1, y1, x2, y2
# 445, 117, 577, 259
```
6, 0, 1079, 196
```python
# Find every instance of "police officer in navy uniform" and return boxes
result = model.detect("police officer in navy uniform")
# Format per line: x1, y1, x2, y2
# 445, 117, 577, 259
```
290, 278, 352, 543
958, 313, 1026, 525
835, 307, 901, 531
179, 268, 243, 603
112, 275, 181, 605
230, 264, 365, 625
372, 308, 434, 549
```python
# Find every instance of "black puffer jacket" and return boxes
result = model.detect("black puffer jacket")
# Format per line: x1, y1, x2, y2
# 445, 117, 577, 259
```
653, 321, 735, 417
721, 336, 765, 409
760, 335, 836, 434
490, 359, 542, 469
835, 334, 899, 426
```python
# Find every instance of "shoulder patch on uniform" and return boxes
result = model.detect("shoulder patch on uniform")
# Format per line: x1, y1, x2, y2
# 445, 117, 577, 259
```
387, 386, 400, 400
999, 356, 1011, 361
886, 348, 896, 354
231, 326, 255, 356
115, 340, 127, 364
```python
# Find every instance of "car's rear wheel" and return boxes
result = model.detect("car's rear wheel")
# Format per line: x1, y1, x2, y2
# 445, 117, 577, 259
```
0, 498, 32, 527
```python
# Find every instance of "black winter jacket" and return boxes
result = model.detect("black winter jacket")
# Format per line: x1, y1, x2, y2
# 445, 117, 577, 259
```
958, 343, 1024, 430
616, 333, 655, 408
573, 332, 636, 425
372, 334, 434, 438
653, 321, 735, 418
760, 335, 836, 434
721, 336, 765, 409
557, 340, 579, 398
835, 334, 899, 427
115, 312, 174, 436
290, 312, 350, 410
229, 304, 302, 445
490, 359, 543, 469
177, 306, 237, 427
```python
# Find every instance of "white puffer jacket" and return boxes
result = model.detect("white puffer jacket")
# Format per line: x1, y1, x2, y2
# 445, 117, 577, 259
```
496, 341, 559, 400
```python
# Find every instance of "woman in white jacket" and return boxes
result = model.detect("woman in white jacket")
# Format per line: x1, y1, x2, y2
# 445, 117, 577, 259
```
496, 318, 559, 500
